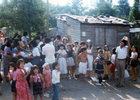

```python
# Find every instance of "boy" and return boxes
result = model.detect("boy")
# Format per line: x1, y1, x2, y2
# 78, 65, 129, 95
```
50, 36, 55, 46
52, 62, 60, 100
77, 46, 88, 82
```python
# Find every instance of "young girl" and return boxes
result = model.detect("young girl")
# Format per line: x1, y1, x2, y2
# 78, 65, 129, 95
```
130, 45, 138, 81
52, 62, 60, 100
30, 65, 44, 100
8, 62, 17, 100
103, 45, 111, 80
66, 44, 75, 79
62, 37, 68, 49
29, 40, 40, 66
57, 44, 67, 78
110, 48, 116, 80
16, 59, 32, 100
86, 39, 94, 78
95, 49, 105, 85
42, 63, 52, 97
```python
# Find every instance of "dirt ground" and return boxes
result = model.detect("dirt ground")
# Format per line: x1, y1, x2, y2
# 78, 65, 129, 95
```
0, 70, 140, 100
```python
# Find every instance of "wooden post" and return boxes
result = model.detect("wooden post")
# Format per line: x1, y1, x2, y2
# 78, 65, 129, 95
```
47, 0, 49, 37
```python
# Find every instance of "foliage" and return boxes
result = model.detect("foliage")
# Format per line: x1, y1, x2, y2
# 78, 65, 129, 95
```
118, 0, 130, 17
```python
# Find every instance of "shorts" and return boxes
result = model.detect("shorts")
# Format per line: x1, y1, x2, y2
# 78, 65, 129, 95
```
79, 62, 87, 74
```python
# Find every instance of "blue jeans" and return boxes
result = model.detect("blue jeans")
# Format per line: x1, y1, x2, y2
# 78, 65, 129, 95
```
52, 83, 59, 100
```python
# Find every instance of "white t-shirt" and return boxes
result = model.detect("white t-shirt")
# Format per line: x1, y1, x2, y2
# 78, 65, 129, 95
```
111, 54, 116, 64
32, 47, 40, 56
57, 49, 67, 58
50, 41, 54, 46
24, 62, 33, 72
116, 46, 128, 59
21, 36, 27, 45
37, 41, 43, 52
42, 44, 55, 64
52, 69, 60, 84
131, 52, 138, 58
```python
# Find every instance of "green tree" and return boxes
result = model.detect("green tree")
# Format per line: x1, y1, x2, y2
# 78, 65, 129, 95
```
97, 2, 118, 16
118, 0, 130, 17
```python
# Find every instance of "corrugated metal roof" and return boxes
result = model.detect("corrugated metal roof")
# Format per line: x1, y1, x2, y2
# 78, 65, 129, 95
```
56, 14, 134, 25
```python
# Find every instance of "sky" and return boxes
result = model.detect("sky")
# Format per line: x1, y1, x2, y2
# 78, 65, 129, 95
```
45, 0, 134, 8
0, 0, 134, 7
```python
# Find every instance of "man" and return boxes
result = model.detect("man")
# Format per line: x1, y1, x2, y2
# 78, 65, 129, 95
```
115, 39, 131, 88
42, 38, 55, 70
21, 32, 28, 47
35, 36, 43, 53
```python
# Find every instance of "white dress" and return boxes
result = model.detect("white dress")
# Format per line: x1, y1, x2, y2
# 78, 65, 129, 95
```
87, 48, 93, 71
57, 49, 67, 74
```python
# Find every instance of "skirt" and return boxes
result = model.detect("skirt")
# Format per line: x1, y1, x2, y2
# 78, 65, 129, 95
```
66, 57, 75, 67
58, 58, 67, 74
11, 81, 16, 92
95, 65, 104, 74
131, 60, 137, 67
33, 82, 43, 95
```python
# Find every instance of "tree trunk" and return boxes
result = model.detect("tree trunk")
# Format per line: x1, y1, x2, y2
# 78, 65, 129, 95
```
29, 29, 31, 40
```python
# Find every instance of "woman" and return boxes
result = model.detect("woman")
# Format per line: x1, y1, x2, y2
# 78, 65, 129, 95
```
29, 40, 40, 66
86, 39, 94, 78
4, 40, 13, 82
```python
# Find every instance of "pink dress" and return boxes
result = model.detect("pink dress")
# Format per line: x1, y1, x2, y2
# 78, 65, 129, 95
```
43, 69, 52, 88
16, 69, 33, 100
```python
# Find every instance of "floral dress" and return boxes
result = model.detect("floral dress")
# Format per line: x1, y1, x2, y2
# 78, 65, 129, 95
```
16, 69, 32, 100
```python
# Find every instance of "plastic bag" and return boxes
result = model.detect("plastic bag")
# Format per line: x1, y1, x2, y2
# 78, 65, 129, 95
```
124, 69, 130, 78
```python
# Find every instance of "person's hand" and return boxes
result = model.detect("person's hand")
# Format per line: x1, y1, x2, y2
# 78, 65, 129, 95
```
27, 71, 30, 75
10, 73, 13, 77
87, 63, 89, 68
138, 58, 140, 61
38, 74, 42, 78
127, 38, 130, 42
58, 68, 60, 72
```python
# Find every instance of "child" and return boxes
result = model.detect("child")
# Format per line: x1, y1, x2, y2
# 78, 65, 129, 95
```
130, 45, 138, 81
77, 46, 88, 82
24, 57, 33, 87
95, 49, 105, 85
8, 62, 17, 100
42, 63, 52, 97
57, 44, 67, 78
13, 47, 23, 57
110, 48, 116, 80
103, 45, 111, 80
30, 65, 44, 100
52, 62, 60, 100
66, 44, 75, 79
16, 59, 32, 100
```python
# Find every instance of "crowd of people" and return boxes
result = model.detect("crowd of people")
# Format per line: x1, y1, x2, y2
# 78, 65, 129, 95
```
0, 32, 139, 100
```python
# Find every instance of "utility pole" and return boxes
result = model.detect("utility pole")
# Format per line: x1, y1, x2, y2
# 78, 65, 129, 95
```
47, 0, 49, 37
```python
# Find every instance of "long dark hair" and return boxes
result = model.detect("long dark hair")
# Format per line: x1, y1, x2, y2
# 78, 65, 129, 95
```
31, 65, 40, 75
8, 62, 16, 71
12, 39, 20, 48
132, 45, 138, 52
16, 59, 25, 68
86, 42, 92, 49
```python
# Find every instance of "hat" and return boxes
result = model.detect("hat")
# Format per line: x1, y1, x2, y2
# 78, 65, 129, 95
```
42, 63, 49, 71
86, 39, 91, 43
